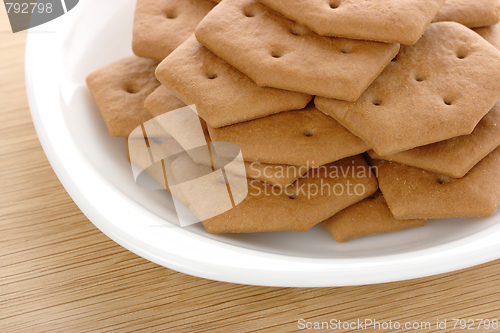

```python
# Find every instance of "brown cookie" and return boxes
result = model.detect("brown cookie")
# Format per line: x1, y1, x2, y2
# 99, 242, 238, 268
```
256, 0, 445, 45
475, 24, 500, 51
368, 102, 500, 178
321, 191, 427, 243
315, 22, 500, 156
155, 36, 312, 128
144, 86, 187, 118
195, 0, 400, 101
375, 147, 500, 220
86, 56, 160, 137
132, 0, 215, 61
144, 86, 308, 187
207, 105, 370, 168
202, 155, 379, 233
434, 0, 500, 29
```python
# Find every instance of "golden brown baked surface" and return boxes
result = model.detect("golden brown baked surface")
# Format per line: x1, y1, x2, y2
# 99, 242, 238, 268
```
434, 0, 500, 28
316, 22, 500, 156
368, 102, 500, 178
256, 0, 445, 44
375, 147, 500, 220
156, 36, 312, 128
321, 191, 427, 243
133, 0, 215, 61
86, 55, 160, 138
195, 0, 400, 101
208, 105, 370, 168
202, 155, 378, 233
475, 24, 500, 50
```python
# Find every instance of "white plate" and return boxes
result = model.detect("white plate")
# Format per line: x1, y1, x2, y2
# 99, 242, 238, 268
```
25, 0, 500, 287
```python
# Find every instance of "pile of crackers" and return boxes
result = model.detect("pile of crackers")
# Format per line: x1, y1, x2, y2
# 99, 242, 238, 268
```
87, 0, 500, 242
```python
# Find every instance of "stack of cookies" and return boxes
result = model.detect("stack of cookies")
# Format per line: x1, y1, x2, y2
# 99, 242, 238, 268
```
87, 0, 500, 243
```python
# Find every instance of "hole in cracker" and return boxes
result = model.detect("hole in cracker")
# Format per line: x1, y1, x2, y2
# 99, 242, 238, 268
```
340, 46, 351, 54
207, 73, 218, 80
244, 7, 255, 17
437, 175, 452, 185
372, 99, 382, 106
165, 11, 177, 19
456, 49, 468, 59
290, 26, 305, 36
415, 74, 426, 82
329, 0, 341, 9
271, 50, 283, 58
288, 194, 297, 200
303, 129, 314, 137
443, 97, 453, 106
125, 85, 139, 94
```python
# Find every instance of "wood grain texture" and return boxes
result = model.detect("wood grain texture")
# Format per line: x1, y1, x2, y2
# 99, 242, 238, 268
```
1, 11, 500, 333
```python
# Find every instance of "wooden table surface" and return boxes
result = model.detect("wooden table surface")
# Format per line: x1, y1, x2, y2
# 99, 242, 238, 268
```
2, 11, 500, 333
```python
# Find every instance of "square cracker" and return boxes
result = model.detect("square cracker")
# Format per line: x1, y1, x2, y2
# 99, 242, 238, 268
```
195, 0, 400, 102
133, 0, 215, 61
256, 0, 445, 45
207, 105, 370, 168
321, 191, 427, 243
433, 0, 500, 29
86, 56, 160, 138
155, 36, 312, 128
144, 86, 309, 188
368, 102, 500, 178
315, 22, 500, 156
374, 147, 500, 220
202, 155, 378, 233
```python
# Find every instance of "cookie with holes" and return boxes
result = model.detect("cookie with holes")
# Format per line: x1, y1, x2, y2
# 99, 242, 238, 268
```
207, 105, 371, 168
155, 36, 312, 128
195, 0, 400, 102
86, 55, 160, 137
202, 155, 379, 233
321, 191, 427, 243
315, 22, 500, 156
133, 0, 216, 61
374, 147, 500, 220
144, 86, 309, 187
256, 0, 445, 45
433, 0, 500, 29
368, 102, 500, 178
